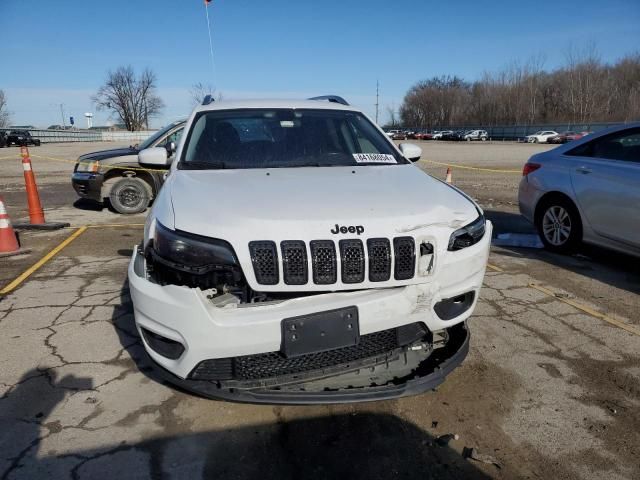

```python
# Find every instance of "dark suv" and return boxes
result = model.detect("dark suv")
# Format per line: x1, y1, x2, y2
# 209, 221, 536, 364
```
0, 131, 7, 148
6, 130, 41, 147
71, 120, 185, 214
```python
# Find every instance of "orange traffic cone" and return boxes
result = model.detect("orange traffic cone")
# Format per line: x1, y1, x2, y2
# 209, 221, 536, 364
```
445, 167, 452, 184
20, 146, 45, 224
13, 147, 68, 230
0, 196, 22, 257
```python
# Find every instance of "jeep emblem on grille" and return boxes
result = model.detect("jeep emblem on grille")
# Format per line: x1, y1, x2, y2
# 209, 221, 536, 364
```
331, 224, 364, 235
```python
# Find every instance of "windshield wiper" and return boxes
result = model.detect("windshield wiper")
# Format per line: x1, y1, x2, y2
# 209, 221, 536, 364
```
178, 161, 226, 170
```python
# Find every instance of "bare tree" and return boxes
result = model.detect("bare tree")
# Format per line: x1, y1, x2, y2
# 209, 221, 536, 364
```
189, 82, 222, 106
92, 66, 164, 131
0, 90, 10, 128
400, 49, 640, 128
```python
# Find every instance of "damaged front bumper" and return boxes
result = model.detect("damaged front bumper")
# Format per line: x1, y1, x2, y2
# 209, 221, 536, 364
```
127, 223, 490, 404
147, 322, 470, 405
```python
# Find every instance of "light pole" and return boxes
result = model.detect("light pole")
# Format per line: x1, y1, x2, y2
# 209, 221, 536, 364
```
59, 104, 66, 129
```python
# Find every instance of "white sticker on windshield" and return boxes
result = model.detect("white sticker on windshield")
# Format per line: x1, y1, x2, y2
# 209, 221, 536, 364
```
352, 153, 397, 164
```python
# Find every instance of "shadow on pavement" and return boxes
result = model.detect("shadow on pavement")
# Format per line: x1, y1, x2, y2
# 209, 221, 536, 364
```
1, 367, 492, 479
485, 209, 640, 295
72, 198, 104, 212
84, 282, 494, 479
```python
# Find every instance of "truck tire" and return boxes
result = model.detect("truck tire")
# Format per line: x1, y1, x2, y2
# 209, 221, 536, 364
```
109, 177, 152, 215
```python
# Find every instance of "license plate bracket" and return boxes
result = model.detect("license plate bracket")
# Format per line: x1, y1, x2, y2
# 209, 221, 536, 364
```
281, 306, 359, 358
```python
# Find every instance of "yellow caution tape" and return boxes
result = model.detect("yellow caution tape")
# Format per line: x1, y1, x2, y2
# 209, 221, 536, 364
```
422, 159, 522, 174
0, 152, 167, 173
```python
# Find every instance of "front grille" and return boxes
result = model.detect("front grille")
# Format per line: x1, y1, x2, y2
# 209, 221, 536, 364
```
281, 241, 308, 285
189, 322, 428, 381
393, 237, 416, 280
310, 240, 337, 285
367, 238, 391, 282
249, 236, 417, 286
249, 241, 279, 285
339, 239, 365, 284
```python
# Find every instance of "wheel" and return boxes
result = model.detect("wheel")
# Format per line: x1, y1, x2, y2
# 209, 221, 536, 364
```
109, 177, 152, 214
535, 196, 582, 253
34, 140, 41, 146
533, 138, 538, 143
481, 137, 487, 141
466, 137, 471, 142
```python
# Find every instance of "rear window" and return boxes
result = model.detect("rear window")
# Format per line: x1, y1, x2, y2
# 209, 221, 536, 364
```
179, 109, 405, 170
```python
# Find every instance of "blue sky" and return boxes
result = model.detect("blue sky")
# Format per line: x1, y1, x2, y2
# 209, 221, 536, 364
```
1, 0, 639, 128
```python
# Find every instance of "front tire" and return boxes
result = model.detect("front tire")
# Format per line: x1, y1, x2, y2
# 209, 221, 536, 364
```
535, 197, 582, 253
109, 177, 152, 214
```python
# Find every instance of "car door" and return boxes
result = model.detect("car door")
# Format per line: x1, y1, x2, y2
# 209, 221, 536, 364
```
566, 127, 640, 247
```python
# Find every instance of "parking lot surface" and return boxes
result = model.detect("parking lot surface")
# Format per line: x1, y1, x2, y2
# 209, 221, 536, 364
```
1, 142, 639, 479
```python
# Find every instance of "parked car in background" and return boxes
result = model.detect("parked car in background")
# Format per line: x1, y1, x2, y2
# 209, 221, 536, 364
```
71, 120, 185, 214
519, 123, 640, 256
6, 130, 41, 147
526, 131, 559, 143
405, 130, 417, 139
415, 131, 433, 140
441, 130, 465, 141
387, 130, 407, 140
548, 131, 592, 144
464, 130, 488, 141
432, 130, 453, 140
0, 131, 7, 148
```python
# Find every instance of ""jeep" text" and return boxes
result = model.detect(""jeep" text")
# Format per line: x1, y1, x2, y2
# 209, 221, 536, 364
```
331, 224, 364, 235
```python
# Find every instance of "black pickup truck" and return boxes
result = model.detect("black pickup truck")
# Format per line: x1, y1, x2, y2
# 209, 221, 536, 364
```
6, 130, 41, 147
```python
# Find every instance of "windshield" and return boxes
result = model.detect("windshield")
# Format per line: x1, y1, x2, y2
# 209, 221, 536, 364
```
138, 122, 182, 150
179, 109, 406, 169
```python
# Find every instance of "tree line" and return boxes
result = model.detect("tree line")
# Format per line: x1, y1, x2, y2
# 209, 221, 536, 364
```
399, 50, 640, 129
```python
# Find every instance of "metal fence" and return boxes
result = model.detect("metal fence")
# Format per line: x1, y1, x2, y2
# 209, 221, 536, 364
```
0, 128, 157, 143
404, 122, 628, 141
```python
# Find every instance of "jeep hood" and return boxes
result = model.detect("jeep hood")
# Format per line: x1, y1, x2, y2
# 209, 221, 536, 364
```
167, 165, 479, 242
78, 147, 137, 162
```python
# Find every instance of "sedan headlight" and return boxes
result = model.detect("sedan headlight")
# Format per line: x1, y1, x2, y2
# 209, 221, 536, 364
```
76, 160, 100, 173
448, 215, 486, 251
153, 222, 238, 272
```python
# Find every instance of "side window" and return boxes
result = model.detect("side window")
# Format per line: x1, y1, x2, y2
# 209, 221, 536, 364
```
165, 128, 183, 145
567, 128, 640, 162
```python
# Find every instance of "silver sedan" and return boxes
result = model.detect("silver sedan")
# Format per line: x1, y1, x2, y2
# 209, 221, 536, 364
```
518, 123, 640, 256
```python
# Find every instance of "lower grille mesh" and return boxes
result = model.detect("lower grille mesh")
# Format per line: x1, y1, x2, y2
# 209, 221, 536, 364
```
189, 322, 428, 381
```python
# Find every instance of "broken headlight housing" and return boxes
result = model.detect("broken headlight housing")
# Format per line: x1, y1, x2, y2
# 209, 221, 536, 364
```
448, 214, 486, 251
152, 222, 239, 273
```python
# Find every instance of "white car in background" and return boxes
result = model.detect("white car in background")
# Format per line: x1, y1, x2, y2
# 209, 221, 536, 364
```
526, 131, 559, 143
432, 130, 453, 140
128, 95, 492, 404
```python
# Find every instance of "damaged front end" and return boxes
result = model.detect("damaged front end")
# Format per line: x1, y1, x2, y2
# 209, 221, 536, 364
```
132, 223, 476, 404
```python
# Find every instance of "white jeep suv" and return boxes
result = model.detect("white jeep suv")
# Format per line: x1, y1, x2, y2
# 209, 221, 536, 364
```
128, 95, 492, 404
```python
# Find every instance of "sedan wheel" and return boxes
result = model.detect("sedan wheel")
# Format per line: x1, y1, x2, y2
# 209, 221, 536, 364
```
542, 206, 571, 246
536, 198, 582, 253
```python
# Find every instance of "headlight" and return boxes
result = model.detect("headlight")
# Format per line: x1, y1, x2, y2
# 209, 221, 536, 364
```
448, 214, 486, 251
76, 160, 100, 173
153, 222, 238, 272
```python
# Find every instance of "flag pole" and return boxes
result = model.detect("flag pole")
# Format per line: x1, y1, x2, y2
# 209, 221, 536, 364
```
204, 1, 216, 87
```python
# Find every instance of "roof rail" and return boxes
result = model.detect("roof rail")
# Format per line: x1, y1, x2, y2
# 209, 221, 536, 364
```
202, 94, 215, 106
308, 95, 350, 106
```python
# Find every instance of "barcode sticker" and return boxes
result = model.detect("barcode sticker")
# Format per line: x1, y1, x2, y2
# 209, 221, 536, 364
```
352, 153, 397, 164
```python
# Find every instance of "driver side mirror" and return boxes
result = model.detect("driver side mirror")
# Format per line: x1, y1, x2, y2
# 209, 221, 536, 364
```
138, 147, 170, 167
398, 143, 422, 162
165, 141, 177, 156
